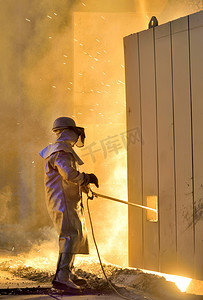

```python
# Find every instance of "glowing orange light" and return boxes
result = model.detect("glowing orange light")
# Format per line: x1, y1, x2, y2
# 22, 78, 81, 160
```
141, 269, 192, 292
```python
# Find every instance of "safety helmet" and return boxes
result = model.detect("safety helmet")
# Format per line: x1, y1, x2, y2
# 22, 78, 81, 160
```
52, 117, 76, 132
52, 117, 86, 148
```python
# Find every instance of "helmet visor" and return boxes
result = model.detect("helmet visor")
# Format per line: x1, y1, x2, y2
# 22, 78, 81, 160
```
75, 127, 86, 148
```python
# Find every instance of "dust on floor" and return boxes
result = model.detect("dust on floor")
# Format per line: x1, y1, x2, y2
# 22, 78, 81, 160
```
0, 254, 202, 300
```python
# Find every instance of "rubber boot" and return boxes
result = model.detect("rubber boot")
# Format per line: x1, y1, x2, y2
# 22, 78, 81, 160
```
70, 273, 87, 286
52, 253, 80, 290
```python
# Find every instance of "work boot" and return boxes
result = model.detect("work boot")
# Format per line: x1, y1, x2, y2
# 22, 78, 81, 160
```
53, 253, 81, 291
70, 272, 87, 286
53, 269, 81, 290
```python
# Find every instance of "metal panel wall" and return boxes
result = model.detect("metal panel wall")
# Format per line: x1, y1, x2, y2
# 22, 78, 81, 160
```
124, 10, 203, 280
189, 11, 203, 279
139, 29, 159, 271
124, 34, 143, 268
155, 23, 177, 274
171, 16, 194, 278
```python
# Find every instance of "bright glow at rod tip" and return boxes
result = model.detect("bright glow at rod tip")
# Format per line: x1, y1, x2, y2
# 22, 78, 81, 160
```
141, 269, 192, 292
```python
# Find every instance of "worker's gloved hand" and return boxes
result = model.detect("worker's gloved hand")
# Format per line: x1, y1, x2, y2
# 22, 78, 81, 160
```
87, 173, 99, 188
81, 184, 90, 194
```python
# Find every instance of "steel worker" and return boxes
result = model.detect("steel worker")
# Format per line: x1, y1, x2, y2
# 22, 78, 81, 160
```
39, 117, 99, 291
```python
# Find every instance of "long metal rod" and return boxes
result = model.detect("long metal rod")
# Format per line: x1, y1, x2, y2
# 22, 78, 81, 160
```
92, 191, 157, 213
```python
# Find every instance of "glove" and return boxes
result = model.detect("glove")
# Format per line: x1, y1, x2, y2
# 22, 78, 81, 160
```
87, 173, 99, 188
81, 184, 90, 194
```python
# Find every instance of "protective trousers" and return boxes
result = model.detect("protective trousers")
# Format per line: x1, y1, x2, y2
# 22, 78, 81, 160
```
53, 253, 75, 283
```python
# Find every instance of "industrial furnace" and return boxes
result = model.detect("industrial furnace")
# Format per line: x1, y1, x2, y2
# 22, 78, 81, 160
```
124, 10, 203, 280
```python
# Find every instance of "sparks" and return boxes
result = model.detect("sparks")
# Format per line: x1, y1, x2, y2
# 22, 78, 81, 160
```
54, 13, 57, 16
82, 2, 86, 6
78, 73, 83, 76
96, 39, 100, 43
52, 85, 56, 88
94, 58, 98, 61
80, 43, 84, 46
47, 15, 52, 19
69, 82, 73, 84
74, 38, 78, 42
117, 80, 125, 84
96, 52, 101, 55
101, 16, 105, 20
49, 36, 52, 39
63, 54, 68, 58
25, 18, 31, 22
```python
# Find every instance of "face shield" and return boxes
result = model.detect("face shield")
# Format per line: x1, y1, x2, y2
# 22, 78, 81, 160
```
75, 127, 86, 148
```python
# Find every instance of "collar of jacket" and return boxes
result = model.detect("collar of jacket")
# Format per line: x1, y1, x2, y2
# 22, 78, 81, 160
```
39, 141, 84, 165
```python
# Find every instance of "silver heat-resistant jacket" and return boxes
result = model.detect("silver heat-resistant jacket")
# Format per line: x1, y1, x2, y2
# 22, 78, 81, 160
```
39, 130, 89, 254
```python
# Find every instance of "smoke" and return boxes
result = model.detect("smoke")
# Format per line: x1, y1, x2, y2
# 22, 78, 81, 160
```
0, 0, 80, 258
0, 0, 202, 270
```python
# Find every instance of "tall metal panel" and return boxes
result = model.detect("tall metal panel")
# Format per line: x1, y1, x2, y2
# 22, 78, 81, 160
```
154, 23, 177, 274
124, 34, 143, 268
171, 17, 195, 278
139, 29, 159, 271
125, 10, 203, 280
189, 10, 203, 279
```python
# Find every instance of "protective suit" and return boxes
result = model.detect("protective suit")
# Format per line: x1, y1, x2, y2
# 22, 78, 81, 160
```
39, 129, 89, 255
39, 124, 98, 290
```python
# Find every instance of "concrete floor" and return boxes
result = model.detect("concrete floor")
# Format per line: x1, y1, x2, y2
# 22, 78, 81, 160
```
0, 295, 123, 300
0, 296, 125, 300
